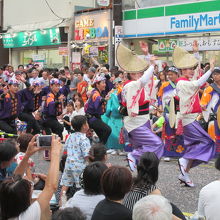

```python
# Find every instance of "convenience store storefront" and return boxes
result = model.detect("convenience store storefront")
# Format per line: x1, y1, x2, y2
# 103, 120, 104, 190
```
122, 0, 220, 65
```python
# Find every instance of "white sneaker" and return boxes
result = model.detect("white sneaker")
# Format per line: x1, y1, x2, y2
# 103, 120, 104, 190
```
107, 149, 114, 154
127, 153, 137, 172
164, 157, 171, 162
178, 158, 188, 176
111, 150, 117, 155
118, 151, 127, 156
178, 173, 195, 187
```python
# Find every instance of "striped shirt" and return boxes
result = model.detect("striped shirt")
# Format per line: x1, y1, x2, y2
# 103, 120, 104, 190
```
123, 184, 156, 211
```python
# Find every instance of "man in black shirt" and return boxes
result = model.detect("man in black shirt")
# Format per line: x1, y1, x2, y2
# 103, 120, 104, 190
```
92, 166, 132, 220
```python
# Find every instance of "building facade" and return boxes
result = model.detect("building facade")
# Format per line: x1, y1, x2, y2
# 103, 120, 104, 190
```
1, 0, 95, 68
122, 0, 220, 65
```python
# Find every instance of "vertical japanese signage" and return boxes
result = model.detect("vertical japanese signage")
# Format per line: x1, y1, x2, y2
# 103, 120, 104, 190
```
2, 28, 61, 48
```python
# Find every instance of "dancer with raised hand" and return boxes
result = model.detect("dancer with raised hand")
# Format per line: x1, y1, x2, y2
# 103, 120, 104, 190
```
173, 46, 216, 187
85, 75, 112, 145
0, 79, 22, 134
116, 43, 164, 171
18, 80, 42, 135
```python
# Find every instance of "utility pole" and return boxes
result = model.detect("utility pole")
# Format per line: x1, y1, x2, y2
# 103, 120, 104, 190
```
112, 0, 122, 67
0, 0, 9, 65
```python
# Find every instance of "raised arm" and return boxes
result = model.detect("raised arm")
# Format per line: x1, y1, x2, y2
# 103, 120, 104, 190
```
139, 41, 157, 86
38, 135, 62, 213
196, 57, 215, 87
139, 65, 155, 86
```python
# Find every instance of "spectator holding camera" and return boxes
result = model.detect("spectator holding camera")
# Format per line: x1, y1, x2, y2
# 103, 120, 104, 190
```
0, 134, 62, 220
16, 133, 47, 190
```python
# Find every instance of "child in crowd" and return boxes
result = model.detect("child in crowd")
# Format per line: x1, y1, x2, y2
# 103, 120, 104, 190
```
15, 133, 35, 174
151, 110, 165, 138
88, 144, 111, 167
62, 101, 75, 134
16, 133, 47, 190
72, 98, 85, 117
60, 115, 91, 195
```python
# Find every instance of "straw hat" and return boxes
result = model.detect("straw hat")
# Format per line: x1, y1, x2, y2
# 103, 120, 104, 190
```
173, 46, 198, 69
116, 43, 149, 73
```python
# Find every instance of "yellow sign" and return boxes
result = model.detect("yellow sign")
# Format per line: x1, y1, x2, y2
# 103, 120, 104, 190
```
75, 19, 94, 28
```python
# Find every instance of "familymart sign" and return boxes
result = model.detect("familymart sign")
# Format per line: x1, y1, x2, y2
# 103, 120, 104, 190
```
170, 12, 220, 32
122, 0, 220, 37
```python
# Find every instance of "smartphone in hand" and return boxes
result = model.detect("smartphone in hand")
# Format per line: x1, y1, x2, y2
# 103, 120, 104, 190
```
37, 135, 52, 148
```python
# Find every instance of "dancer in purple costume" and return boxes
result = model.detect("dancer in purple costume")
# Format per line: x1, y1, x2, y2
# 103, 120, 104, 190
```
174, 46, 216, 187
117, 42, 164, 171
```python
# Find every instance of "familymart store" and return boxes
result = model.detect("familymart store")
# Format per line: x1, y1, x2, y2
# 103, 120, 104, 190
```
122, 0, 220, 65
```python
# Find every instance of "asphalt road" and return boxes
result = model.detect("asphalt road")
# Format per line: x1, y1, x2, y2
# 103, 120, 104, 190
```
33, 152, 219, 217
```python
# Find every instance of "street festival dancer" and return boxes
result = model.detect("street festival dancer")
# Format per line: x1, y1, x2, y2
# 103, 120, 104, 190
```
116, 43, 164, 171
18, 80, 42, 135
157, 66, 185, 159
200, 67, 220, 155
43, 78, 64, 139
85, 74, 112, 144
0, 79, 23, 134
173, 46, 216, 187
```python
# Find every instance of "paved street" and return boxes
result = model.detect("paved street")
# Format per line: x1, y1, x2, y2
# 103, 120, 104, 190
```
33, 152, 219, 217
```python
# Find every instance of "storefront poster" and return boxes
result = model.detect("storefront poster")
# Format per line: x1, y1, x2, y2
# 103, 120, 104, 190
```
72, 52, 81, 63
158, 39, 177, 52
32, 54, 45, 67
72, 52, 81, 70
59, 47, 68, 56
89, 46, 99, 57
72, 63, 81, 70
3, 28, 61, 48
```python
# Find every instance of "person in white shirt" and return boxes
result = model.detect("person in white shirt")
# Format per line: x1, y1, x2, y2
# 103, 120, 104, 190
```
71, 98, 85, 118
29, 69, 39, 85
62, 162, 107, 220
39, 69, 49, 87
197, 154, 220, 220
84, 67, 96, 86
